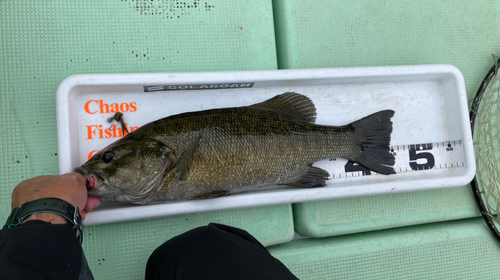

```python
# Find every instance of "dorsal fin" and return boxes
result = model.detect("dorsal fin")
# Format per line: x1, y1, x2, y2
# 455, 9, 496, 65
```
249, 92, 317, 123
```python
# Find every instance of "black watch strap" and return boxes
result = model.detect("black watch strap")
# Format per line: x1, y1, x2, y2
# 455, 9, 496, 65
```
3, 198, 83, 244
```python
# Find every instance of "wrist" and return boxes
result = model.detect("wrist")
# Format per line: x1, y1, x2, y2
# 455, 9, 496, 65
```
4, 198, 84, 244
21, 212, 70, 225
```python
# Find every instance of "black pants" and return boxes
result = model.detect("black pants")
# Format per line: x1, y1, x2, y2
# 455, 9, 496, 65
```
145, 223, 298, 280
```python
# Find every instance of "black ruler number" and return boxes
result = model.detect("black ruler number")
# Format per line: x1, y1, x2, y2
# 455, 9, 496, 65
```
344, 161, 372, 175
409, 143, 435, 170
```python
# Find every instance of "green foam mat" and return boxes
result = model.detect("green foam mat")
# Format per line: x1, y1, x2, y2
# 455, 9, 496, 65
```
0, 1, 289, 278
273, 0, 500, 237
293, 187, 479, 237
84, 205, 293, 279
270, 218, 500, 280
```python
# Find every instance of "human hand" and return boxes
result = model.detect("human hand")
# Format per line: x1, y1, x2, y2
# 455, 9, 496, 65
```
11, 173, 101, 223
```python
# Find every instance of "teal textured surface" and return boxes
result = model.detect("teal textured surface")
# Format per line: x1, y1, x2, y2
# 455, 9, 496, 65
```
3, 0, 500, 278
85, 205, 293, 279
270, 218, 500, 279
273, 0, 499, 237
0, 1, 289, 278
293, 187, 479, 237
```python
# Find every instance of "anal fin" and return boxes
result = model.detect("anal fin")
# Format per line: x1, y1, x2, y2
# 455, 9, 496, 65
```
284, 166, 330, 188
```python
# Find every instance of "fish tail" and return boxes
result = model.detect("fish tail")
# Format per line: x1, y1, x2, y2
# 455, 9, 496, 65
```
352, 110, 396, 175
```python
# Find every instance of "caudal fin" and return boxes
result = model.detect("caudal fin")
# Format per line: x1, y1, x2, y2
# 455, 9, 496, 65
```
352, 110, 396, 175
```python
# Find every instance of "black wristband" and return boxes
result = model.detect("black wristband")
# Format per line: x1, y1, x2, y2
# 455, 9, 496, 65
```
3, 198, 83, 244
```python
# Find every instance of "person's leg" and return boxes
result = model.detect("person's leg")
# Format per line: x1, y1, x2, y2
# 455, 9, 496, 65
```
145, 223, 298, 280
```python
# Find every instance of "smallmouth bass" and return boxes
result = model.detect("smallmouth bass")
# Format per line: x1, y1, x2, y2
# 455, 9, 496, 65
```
75, 92, 395, 203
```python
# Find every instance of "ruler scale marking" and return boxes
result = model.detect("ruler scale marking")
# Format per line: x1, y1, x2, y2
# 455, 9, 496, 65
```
318, 140, 467, 180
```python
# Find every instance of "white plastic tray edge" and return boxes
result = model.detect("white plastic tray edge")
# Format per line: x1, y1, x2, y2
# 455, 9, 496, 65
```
55, 65, 476, 225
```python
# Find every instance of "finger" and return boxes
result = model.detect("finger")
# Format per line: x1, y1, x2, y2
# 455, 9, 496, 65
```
83, 196, 101, 213
66, 172, 87, 186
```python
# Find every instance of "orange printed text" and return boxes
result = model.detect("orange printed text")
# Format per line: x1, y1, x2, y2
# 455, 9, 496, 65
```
84, 100, 137, 114
86, 123, 139, 140
88, 150, 99, 160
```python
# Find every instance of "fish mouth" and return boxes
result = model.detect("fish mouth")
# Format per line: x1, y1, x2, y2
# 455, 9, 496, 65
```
74, 166, 110, 196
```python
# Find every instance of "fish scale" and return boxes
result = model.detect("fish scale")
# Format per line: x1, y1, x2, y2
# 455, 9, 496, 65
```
151, 117, 343, 199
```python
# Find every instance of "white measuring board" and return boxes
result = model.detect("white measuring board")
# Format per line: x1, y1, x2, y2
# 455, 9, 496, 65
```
56, 65, 476, 224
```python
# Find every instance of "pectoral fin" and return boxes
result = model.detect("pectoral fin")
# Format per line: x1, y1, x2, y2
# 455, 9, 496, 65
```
173, 135, 201, 181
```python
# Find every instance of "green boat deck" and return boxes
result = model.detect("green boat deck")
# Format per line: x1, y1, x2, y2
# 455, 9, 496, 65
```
1, 0, 500, 279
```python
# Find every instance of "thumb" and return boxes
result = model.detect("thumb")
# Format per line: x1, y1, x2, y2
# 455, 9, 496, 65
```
83, 197, 101, 216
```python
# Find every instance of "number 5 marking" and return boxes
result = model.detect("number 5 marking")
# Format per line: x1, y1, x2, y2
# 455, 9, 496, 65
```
409, 144, 435, 170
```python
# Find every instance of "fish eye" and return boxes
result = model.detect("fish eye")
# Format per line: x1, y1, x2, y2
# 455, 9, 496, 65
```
102, 152, 115, 163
